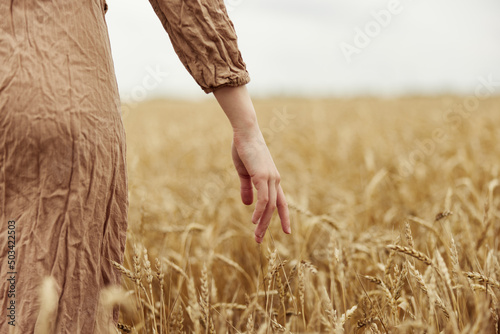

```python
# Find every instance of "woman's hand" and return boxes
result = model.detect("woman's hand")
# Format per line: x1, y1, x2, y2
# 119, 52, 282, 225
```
213, 85, 291, 243
231, 126, 291, 243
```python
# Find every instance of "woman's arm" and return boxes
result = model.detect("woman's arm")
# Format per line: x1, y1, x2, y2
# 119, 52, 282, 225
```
213, 85, 291, 243
146, 0, 288, 241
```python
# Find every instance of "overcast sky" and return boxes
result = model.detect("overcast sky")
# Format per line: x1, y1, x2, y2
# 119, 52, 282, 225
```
106, 0, 500, 100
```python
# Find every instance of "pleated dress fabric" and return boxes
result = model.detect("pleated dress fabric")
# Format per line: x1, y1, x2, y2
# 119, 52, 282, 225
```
0, 0, 249, 333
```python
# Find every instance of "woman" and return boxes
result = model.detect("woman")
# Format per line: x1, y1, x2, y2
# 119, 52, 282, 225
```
0, 0, 290, 332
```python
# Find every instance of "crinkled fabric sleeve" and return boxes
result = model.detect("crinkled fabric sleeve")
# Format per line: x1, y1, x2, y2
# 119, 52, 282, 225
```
147, 0, 250, 94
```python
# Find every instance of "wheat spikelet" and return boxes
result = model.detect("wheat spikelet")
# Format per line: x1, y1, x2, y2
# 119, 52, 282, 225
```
465, 272, 500, 289
133, 244, 142, 286
111, 260, 136, 282
387, 244, 432, 266
408, 262, 428, 295
270, 317, 289, 332
154, 258, 165, 334
426, 271, 438, 319
267, 250, 278, 291
450, 235, 460, 283
246, 313, 255, 334
491, 307, 500, 334
470, 283, 487, 292
200, 263, 209, 314
363, 275, 382, 285
187, 277, 201, 333
384, 247, 396, 285
213, 302, 247, 310
300, 260, 318, 275
298, 263, 306, 327
357, 317, 379, 329
142, 248, 157, 333
276, 274, 285, 304
340, 305, 357, 326
434, 250, 452, 291
404, 221, 414, 248
199, 263, 215, 333
276, 272, 286, 325
208, 317, 215, 333
380, 281, 397, 323
287, 201, 312, 217
435, 210, 453, 221
393, 262, 408, 302
427, 270, 450, 319
169, 304, 185, 334
250, 290, 279, 298
287, 263, 298, 287
321, 287, 337, 331
435, 298, 450, 319
143, 248, 153, 285
116, 323, 132, 333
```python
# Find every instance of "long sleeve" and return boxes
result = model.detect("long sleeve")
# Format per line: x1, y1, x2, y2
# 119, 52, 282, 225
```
148, 0, 250, 94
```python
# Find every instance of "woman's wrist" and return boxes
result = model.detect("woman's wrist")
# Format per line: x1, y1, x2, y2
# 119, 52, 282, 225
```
231, 115, 259, 135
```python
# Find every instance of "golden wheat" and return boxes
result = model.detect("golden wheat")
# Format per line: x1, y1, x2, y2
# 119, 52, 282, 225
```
109, 96, 500, 333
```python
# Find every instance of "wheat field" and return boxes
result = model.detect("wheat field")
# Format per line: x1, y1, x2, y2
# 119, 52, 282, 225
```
109, 96, 500, 333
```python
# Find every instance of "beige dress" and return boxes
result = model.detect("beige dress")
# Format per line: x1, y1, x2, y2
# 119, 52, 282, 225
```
0, 0, 249, 332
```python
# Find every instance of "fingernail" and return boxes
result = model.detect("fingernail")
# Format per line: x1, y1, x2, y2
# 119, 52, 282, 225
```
286, 227, 291, 234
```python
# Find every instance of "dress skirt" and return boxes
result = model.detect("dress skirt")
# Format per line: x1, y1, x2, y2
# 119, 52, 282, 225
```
0, 1, 128, 332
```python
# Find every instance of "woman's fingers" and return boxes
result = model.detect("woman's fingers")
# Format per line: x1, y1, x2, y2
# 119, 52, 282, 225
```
277, 185, 291, 234
251, 177, 269, 225
239, 174, 253, 205
254, 177, 278, 243
232, 142, 253, 205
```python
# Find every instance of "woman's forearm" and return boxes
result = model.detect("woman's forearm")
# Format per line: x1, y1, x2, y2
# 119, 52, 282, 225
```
213, 85, 259, 133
